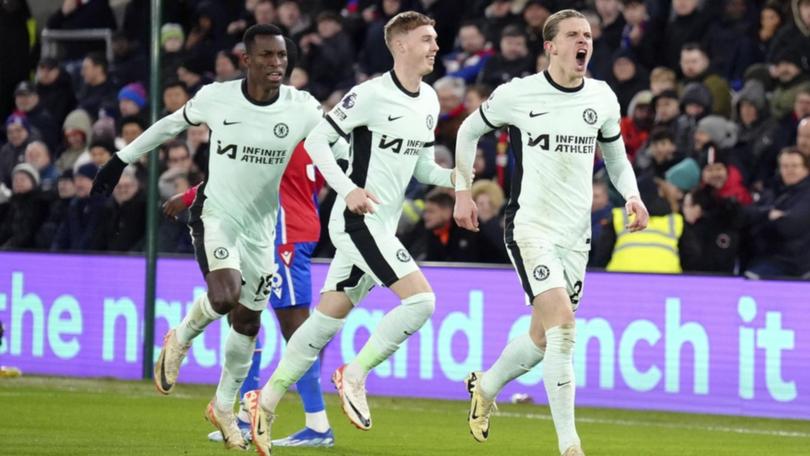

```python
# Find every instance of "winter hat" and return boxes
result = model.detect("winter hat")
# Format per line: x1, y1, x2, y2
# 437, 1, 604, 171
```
697, 115, 739, 149
665, 158, 700, 191
771, 44, 807, 70
160, 23, 185, 46
12, 163, 40, 187
652, 89, 679, 107
14, 81, 36, 96
76, 163, 99, 180
118, 83, 147, 109
680, 82, 713, 112
5, 113, 30, 132
59, 169, 74, 181
628, 90, 654, 116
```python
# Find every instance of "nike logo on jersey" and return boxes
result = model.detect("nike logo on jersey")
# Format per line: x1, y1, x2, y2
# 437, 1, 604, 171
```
387, 115, 403, 121
529, 111, 549, 118
223, 119, 241, 125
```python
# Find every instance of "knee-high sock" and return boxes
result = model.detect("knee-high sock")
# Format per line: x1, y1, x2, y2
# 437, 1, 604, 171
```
347, 292, 435, 377
260, 310, 344, 412
215, 329, 256, 411
240, 338, 263, 398
296, 358, 330, 432
543, 325, 580, 453
176, 294, 223, 345
479, 333, 545, 400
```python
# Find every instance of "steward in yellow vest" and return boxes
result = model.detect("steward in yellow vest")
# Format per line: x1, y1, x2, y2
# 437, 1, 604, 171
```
606, 207, 684, 273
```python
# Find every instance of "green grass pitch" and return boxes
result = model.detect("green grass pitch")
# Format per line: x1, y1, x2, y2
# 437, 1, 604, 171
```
1, 376, 808, 455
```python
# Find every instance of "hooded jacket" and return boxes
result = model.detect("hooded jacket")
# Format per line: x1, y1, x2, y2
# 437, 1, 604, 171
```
734, 80, 780, 184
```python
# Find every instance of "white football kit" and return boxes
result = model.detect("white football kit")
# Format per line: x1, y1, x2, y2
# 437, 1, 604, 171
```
304, 71, 452, 303
118, 80, 323, 310
456, 71, 639, 307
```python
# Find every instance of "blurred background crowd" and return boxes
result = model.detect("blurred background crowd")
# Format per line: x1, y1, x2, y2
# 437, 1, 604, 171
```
0, 0, 808, 279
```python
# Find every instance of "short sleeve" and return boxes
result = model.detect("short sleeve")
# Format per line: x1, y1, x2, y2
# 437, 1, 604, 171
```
597, 88, 622, 143
323, 85, 370, 140
478, 83, 513, 129
182, 84, 211, 126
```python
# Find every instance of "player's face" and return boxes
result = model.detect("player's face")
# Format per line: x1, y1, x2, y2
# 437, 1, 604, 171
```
244, 34, 288, 89
401, 25, 439, 76
546, 18, 592, 78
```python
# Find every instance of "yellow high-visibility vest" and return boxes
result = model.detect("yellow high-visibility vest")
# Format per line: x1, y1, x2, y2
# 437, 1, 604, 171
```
606, 208, 683, 273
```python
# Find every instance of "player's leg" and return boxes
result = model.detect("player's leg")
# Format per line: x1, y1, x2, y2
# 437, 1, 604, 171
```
155, 208, 241, 395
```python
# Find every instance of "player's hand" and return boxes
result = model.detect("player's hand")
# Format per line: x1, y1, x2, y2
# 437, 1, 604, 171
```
162, 193, 187, 220
91, 154, 127, 197
625, 196, 649, 232
454, 190, 479, 232
345, 188, 380, 214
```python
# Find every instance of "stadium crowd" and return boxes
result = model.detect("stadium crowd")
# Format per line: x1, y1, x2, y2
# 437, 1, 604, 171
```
0, 0, 808, 279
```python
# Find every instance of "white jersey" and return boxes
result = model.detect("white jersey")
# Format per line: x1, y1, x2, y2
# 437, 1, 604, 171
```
322, 71, 448, 234
478, 71, 622, 251
182, 80, 323, 231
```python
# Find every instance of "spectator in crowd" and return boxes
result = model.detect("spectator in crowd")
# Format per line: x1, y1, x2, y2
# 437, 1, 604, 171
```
769, 45, 810, 121
416, 190, 480, 262
679, 186, 744, 274
51, 163, 105, 251
698, 140, 753, 206
776, 85, 810, 146
679, 43, 732, 118
589, 178, 613, 267
161, 81, 190, 115
767, 0, 810, 70
89, 139, 116, 167
434, 76, 467, 152
0, 163, 49, 249
595, 0, 625, 52
463, 84, 492, 115
607, 48, 648, 116
443, 20, 494, 84
702, 0, 759, 89
117, 82, 147, 119
478, 25, 533, 89
757, 1, 785, 58
77, 52, 118, 120
46, 0, 117, 60
470, 179, 508, 263
185, 123, 210, 177
13, 82, 60, 153
1, 114, 32, 188
621, 90, 654, 162
160, 23, 188, 84
117, 116, 146, 150
57, 109, 93, 173
158, 141, 201, 199
215, 50, 242, 82
663, 0, 719, 70
635, 127, 682, 179
482, 0, 522, 45
581, 9, 612, 80
619, 0, 664, 71
744, 147, 810, 279
734, 80, 781, 189
35, 57, 78, 127
94, 168, 145, 251
357, 0, 403, 79
300, 12, 355, 101
177, 56, 213, 96
24, 141, 59, 193
674, 82, 712, 154
652, 89, 681, 134
110, 32, 148, 88
276, 0, 312, 41
183, 2, 223, 69
34, 170, 75, 249
523, 0, 553, 56
798, 118, 810, 159
649, 66, 677, 95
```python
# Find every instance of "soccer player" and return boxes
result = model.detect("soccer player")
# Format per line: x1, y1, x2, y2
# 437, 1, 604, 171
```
91, 24, 325, 450
243, 11, 453, 456
453, 9, 649, 456
164, 142, 336, 447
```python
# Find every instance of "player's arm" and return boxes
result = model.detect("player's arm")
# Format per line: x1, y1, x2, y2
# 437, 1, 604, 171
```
92, 89, 209, 196
599, 93, 648, 232
414, 142, 453, 188
163, 183, 201, 219
453, 86, 508, 231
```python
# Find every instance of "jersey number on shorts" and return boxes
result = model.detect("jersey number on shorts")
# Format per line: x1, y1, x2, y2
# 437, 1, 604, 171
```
255, 273, 275, 298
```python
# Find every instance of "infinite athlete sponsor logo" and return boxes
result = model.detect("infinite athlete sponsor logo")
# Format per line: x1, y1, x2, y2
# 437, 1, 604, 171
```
583, 108, 598, 125
533, 265, 549, 281
274, 123, 289, 138
527, 133, 596, 154
216, 140, 287, 165
213, 247, 229, 260
378, 135, 428, 156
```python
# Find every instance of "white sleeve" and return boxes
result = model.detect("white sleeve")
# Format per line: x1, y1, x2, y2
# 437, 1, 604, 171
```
414, 142, 453, 187
303, 118, 357, 198
599, 93, 639, 200
454, 85, 511, 191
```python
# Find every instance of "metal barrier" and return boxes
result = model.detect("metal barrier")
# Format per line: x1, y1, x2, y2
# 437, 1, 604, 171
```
40, 28, 114, 62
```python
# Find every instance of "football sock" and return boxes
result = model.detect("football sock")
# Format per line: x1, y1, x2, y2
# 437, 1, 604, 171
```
543, 324, 580, 454
176, 293, 222, 345
480, 333, 545, 400
240, 338, 263, 397
261, 310, 344, 412
215, 329, 256, 412
296, 358, 329, 431
346, 292, 435, 378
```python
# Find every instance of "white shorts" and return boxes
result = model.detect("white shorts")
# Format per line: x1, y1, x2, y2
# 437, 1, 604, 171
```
506, 238, 587, 311
321, 224, 419, 305
189, 197, 275, 312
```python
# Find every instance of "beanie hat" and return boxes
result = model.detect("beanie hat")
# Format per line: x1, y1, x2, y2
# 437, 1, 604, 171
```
5, 113, 30, 132
76, 163, 99, 180
680, 82, 713, 111
697, 115, 738, 150
118, 82, 147, 109
665, 158, 700, 191
160, 23, 185, 46
12, 163, 40, 187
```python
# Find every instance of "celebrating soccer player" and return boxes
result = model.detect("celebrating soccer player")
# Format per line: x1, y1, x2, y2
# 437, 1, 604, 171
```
453, 9, 649, 456
91, 24, 326, 450
243, 11, 454, 456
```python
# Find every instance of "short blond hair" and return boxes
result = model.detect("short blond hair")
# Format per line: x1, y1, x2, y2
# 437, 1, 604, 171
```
650, 66, 677, 85
542, 9, 586, 42
471, 179, 505, 210
383, 11, 435, 50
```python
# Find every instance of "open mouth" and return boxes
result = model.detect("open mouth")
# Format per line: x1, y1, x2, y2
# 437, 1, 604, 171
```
267, 70, 283, 82
575, 49, 587, 66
